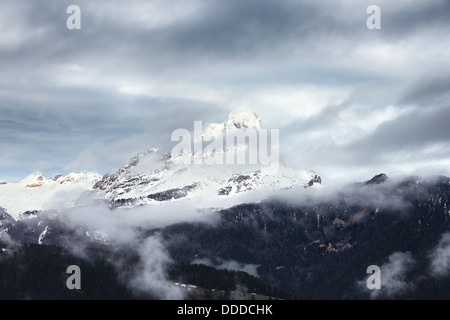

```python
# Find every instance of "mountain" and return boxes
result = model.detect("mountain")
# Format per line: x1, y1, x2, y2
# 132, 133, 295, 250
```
0, 110, 321, 218
2, 173, 450, 300
0, 171, 101, 220
365, 173, 388, 185
0, 207, 14, 229
91, 148, 321, 209
91, 110, 321, 209
2, 110, 450, 300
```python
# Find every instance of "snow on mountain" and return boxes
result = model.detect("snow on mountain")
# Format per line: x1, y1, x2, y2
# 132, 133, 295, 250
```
92, 110, 321, 209
199, 109, 262, 140
93, 149, 321, 207
0, 171, 102, 220
0, 110, 321, 219
38, 226, 49, 245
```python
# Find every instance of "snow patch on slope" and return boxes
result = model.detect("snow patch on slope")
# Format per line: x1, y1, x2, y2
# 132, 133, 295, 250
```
38, 226, 49, 245
0, 171, 101, 220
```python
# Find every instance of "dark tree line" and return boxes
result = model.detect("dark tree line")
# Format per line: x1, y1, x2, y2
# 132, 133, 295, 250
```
161, 176, 450, 299
1, 175, 450, 299
0, 244, 142, 300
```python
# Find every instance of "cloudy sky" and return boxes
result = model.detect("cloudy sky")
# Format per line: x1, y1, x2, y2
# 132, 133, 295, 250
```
1, 0, 449, 184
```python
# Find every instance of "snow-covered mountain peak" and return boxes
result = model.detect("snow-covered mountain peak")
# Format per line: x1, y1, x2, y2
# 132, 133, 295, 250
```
224, 109, 261, 130
0, 110, 321, 219
19, 172, 46, 187
123, 148, 167, 175
127, 148, 160, 166
199, 109, 262, 142
56, 171, 102, 184
0, 171, 102, 220
93, 153, 322, 210
92, 109, 321, 209
16, 171, 101, 188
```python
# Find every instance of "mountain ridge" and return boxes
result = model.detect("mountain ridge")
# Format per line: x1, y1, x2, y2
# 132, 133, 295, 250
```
0, 110, 322, 218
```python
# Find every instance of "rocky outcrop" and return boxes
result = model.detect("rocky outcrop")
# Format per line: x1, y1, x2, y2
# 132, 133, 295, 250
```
307, 174, 322, 187
365, 173, 388, 185
147, 184, 197, 201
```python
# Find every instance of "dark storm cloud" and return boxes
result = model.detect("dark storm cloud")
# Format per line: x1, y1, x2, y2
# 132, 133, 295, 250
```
380, 1, 450, 38
0, 0, 449, 182
400, 75, 450, 107
349, 106, 450, 154
154, 0, 324, 59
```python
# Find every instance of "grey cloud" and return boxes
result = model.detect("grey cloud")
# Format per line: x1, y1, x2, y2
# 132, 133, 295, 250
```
271, 177, 413, 214
216, 259, 260, 278
348, 105, 450, 155
55, 196, 219, 299
358, 251, 416, 299
374, 252, 416, 298
1, 0, 449, 183
129, 235, 184, 299
191, 257, 260, 278
379, 0, 450, 39
0, 229, 21, 250
0, 85, 225, 179
429, 232, 450, 277
400, 75, 450, 107
280, 102, 450, 183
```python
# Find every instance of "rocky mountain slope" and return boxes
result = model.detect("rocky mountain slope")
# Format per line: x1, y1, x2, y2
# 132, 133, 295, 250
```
91, 147, 321, 209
